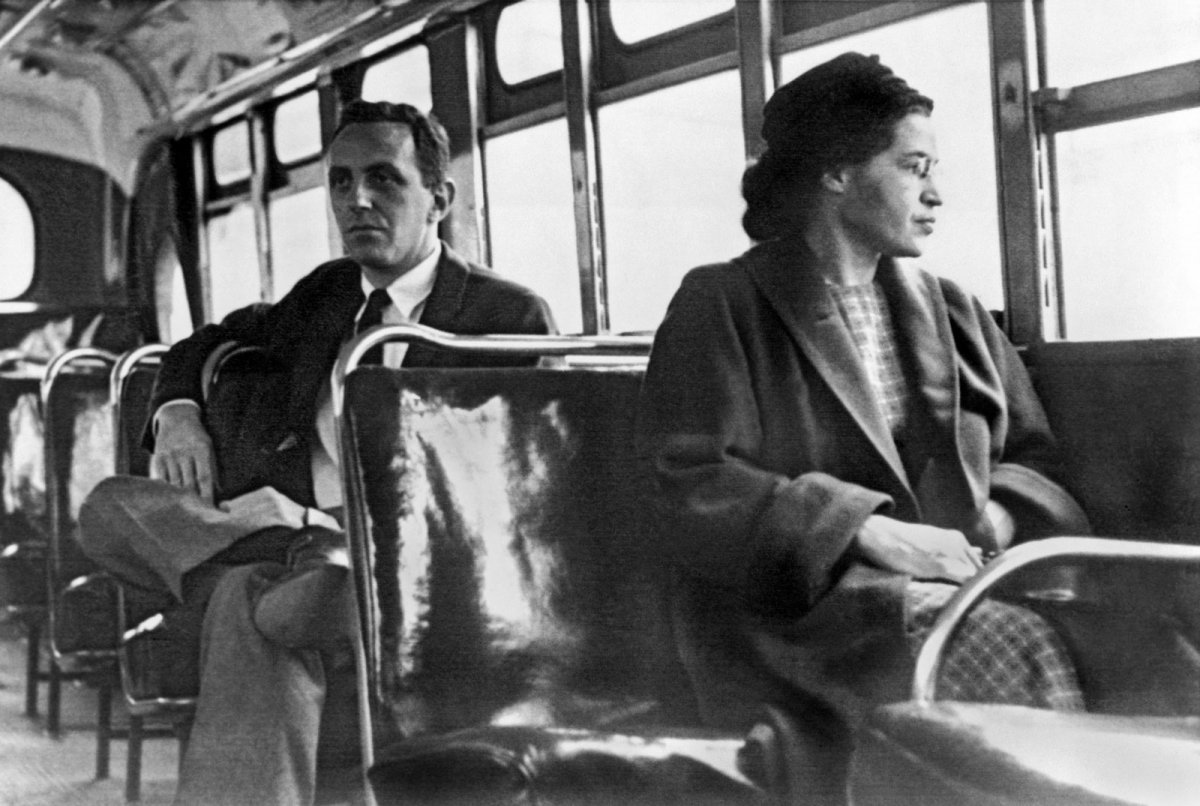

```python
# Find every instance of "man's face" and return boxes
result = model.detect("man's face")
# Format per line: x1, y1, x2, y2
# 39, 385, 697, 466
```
837, 112, 942, 258
327, 122, 451, 278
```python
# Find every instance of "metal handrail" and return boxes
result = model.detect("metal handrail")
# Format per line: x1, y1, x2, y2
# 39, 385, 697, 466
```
109, 344, 168, 408
110, 344, 169, 475
331, 322, 653, 766
912, 535, 1200, 703
39, 347, 118, 406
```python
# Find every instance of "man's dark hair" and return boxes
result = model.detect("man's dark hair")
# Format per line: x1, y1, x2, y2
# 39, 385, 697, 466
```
332, 100, 450, 188
742, 52, 933, 241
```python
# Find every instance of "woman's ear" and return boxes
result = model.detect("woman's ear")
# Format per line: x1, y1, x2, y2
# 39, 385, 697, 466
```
821, 167, 850, 194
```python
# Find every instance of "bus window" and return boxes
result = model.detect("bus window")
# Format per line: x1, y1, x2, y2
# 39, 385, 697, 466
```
156, 237, 194, 344
1044, 0, 1200, 87
609, 0, 732, 44
1057, 108, 1200, 341
212, 120, 253, 187
273, 90, 322, 165
0, 177, 34, 299
269, 186, 332, 300
206, 201, 262, 320
484, 117, 582, 333
361, 45, 432, 109
598, 69, 746, 334
780, 2, 1003, 313
495, 0, 562, 85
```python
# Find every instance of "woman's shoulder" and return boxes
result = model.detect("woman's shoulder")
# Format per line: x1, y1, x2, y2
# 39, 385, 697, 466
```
679, 243, 781, 295
895, 261, 990, 320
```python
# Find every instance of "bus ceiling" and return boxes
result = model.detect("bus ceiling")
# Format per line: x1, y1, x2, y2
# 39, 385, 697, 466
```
0, 0, 481, 173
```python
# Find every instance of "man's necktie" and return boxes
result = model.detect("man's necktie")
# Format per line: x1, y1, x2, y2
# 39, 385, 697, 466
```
356, 288, 392, 365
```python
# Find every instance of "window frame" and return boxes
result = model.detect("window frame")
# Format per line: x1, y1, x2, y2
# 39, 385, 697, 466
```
1030, 0, 1200, 342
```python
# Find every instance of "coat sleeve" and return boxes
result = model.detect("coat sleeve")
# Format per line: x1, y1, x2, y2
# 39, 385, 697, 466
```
637, 268, 891, 612
953, 290, 1092, 539
144, 302, 277, 450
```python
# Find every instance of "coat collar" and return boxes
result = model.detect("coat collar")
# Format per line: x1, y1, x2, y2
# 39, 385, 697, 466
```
405, 242, 473, 368
284, 242, 472, 422
414, 242, 471, 333
743, 239, 963, 510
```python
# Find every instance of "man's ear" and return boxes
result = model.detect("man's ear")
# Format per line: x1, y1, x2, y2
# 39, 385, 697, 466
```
428, 179, 456, 223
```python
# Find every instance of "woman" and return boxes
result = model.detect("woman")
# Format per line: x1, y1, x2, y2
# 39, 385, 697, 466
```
636, 52, 1091, 799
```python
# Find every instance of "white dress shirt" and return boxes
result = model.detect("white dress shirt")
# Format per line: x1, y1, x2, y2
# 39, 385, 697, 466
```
309, 244, 441, 508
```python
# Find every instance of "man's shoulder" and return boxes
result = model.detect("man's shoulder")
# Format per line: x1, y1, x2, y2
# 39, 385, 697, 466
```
286, 257, 360, 297
433, 245, 554, 334
443, 247, 544, 303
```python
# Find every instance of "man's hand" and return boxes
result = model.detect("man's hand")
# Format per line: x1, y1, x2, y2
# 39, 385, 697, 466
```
218, 486, 307, 532
853, 514, 984, 583
151, 403, 217, 505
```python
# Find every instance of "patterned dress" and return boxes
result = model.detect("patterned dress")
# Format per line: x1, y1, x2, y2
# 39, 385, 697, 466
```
829, 280, 1083, 711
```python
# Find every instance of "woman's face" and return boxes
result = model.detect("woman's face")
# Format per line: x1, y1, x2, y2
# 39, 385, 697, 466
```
837, 112, 942, 258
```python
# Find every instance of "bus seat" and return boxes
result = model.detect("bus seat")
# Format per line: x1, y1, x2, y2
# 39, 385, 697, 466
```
39, 349, 121, 736
347, 367, 677, 732
848, 537, 1200, 806
109, 343, 193, 803
337, 348, 757, 804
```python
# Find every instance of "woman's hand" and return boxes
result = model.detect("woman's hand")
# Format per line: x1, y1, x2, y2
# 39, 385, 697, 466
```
151, 403, 216, 505
853, 514, 983, 583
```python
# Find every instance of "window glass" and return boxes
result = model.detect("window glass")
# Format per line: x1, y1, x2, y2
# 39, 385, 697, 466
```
1057, 108, 1200, 341
212, 120, 252, 186
269, 187, 332, 301
485, 118, 582, 333
361, 45, 433, 110
0, 177, 35, 299
206, 202, 261, 321
1044, 0, 1200, 88
169, 262, 192, 343
158, 238, 194, 344
274, 91, 322, 165
779, 2, 1003, 312
598, 69, 746, 333
609, 0, 733, 44
496, 0, 563, 84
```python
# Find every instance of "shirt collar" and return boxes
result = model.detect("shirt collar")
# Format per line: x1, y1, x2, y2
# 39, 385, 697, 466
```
359, 241, 442, 320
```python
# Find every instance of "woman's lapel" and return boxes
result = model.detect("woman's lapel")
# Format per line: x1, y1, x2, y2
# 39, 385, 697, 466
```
878, 259, 983, 531
746, 242, 910, 493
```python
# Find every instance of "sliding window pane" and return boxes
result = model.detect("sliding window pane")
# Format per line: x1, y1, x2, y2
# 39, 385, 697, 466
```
1057, 109, 1200, 341
780, 2, 1003, 312
270, 187, 332, 301
1044, 0, 1200, 88
362, 45, 432, 110
609, 0, 732, 43
485, 118, 581, 333
206, 202, 261, 321
274, 91, 321, 165
212, 121, 252, 187
496, 0, 562, 84
598, 70, 746, 333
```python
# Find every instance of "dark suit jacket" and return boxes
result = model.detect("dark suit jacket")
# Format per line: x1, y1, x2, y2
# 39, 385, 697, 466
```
636, 237, 1090, 734
148, 243, 555, 506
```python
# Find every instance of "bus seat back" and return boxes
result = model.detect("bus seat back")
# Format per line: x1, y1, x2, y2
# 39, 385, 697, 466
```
344, 366, 688, 738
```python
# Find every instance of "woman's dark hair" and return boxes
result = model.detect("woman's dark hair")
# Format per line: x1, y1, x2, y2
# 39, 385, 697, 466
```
332, 99, 450, 189
742, 52, 933, 241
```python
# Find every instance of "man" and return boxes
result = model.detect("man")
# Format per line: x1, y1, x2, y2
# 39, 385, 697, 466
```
79, 100, 555, 805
